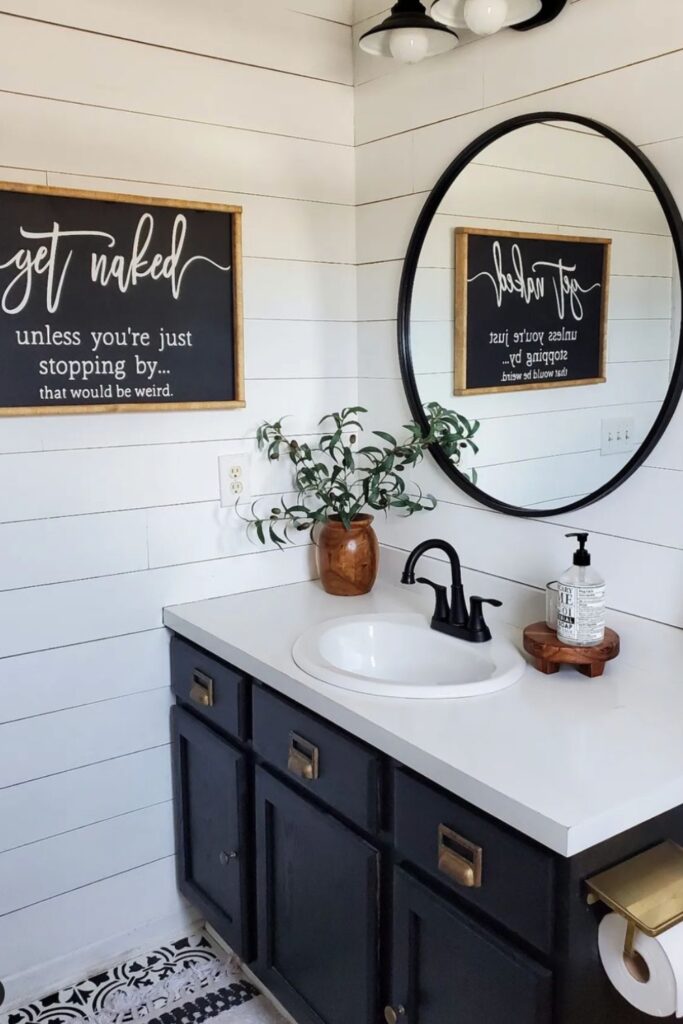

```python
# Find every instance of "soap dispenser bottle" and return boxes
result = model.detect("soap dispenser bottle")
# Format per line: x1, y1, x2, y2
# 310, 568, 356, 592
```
557, 533, 606, 647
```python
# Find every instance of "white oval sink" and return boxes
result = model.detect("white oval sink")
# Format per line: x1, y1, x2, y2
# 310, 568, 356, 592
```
292, 613, 525, 699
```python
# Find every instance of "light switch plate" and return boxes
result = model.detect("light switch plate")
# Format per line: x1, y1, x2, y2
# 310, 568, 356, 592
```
601, 417, 635, 456
218, 453, 251, 507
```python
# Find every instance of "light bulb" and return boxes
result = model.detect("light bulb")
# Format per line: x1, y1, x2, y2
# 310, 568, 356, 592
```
463, 0, 508, 34
388, 27, 431, 63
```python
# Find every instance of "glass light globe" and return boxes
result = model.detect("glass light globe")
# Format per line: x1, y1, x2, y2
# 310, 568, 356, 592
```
463, 0, 509, 34
388, 27, 431, 63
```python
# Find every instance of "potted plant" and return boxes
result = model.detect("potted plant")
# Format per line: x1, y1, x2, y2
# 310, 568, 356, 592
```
244, 403, 479, 596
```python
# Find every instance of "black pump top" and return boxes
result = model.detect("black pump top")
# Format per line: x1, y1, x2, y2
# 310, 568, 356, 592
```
566, 532, 591, 566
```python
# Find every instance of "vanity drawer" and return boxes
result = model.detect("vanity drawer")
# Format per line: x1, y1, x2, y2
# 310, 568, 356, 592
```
170, 635, 249, 741
393, 768, 555, 953
251, 684, 381, 833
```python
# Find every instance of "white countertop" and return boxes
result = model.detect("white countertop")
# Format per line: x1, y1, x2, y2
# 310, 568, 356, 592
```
164, 579, 683, 857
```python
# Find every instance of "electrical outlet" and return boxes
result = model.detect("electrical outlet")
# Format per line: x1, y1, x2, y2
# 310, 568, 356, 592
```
218, 454, 251, 507
601, 417, 635, 456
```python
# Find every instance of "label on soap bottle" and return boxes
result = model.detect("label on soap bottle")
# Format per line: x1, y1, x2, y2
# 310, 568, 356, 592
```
557, 583, 606, 645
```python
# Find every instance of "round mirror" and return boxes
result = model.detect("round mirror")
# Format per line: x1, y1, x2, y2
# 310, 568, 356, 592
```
399, 112, 683, 516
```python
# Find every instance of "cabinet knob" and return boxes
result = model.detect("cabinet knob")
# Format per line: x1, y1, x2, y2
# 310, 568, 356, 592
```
384, 1006, 406, 1024
219, 850, 238, 866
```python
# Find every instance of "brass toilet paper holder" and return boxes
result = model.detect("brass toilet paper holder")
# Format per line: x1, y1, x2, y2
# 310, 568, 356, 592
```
586, 841, 683, 974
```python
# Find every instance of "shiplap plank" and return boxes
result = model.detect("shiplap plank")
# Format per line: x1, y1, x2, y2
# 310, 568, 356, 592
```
0, 746, 172, 854
0, 859, 193, 1006
0, 545, 313, 659
0, 0, 353, 84
245, 321, 357, 379
0, 93, 355, 205
0, 511, 148, 590
0, 690, 172, 788
0, 14, 353, 146
244, 259, 356, 321
0, 803, 174, 916
0, 631, 169, 724
146, 500, 309, 569
356, 132, 414, 203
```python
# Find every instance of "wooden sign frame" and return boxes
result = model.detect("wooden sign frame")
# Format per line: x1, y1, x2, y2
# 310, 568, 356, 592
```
0, 182, 245, 416
454, 226, 612, 397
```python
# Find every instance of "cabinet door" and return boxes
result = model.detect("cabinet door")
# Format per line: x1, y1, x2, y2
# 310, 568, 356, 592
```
171, 706, 252, 958
388, 868, 551, 1024
254, 766, 380, 1024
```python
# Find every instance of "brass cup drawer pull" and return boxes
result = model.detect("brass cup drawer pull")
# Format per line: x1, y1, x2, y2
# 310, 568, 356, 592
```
190, 669, 214, 708
438, 824, 483, 889
287, 731, 320, 781
384, 1006, 406, 1024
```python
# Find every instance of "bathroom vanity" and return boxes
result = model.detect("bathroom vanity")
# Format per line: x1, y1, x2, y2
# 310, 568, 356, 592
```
165, 580, 683, 1024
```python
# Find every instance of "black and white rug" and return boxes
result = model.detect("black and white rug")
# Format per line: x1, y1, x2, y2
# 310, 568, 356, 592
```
4, 935, 287, 1024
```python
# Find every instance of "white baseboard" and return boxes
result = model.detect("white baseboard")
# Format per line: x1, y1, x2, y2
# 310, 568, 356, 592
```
204, 925, 298, 1024
3, 908, 201, 1014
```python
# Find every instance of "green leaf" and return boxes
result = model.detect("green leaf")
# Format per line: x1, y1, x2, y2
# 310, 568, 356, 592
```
373, 430, 397, 446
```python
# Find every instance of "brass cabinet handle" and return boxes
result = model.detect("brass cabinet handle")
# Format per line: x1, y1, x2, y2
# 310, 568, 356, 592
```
384, 1006, 406, 1024
219, 850, 238, 866
287, 731, 320, 781
190, 669, 214, 708
438, 824, 483, 888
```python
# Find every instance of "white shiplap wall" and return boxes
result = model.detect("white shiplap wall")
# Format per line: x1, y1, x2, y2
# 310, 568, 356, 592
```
354, 0, 683, 629
0, 0, 355, 1009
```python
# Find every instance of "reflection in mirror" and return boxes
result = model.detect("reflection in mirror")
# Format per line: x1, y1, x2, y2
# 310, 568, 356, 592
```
410, 121, 680, 510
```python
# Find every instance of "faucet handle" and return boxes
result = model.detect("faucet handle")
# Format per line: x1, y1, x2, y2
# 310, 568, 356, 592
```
416, 577, 450, 624
468, 597, 503, 643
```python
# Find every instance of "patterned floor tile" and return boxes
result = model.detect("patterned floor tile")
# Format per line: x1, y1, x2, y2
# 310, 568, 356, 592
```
3, 934, 234, 1024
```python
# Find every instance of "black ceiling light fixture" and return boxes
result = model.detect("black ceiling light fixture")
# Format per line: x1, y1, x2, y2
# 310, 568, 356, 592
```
360, 0, 568, 61
359, 0, 459, 64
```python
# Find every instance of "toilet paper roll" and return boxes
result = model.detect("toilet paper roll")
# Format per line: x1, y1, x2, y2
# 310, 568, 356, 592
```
599, 912, 683, 1018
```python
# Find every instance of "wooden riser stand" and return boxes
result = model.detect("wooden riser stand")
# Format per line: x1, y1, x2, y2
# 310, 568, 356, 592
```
523, 622, 620, 677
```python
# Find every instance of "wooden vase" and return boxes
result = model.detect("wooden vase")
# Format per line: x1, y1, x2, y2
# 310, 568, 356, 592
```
316, 514, 380, 597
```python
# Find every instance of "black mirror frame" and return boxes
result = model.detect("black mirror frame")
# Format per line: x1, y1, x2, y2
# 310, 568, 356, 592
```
398, 111, 683, 518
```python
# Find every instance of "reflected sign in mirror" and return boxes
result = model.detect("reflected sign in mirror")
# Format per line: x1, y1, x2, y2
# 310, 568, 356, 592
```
399, 113, 683, 516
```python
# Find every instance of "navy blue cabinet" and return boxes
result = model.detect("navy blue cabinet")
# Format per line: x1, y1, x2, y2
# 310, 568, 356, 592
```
171, 706, 252, 959
253, 766, 380, 1024
388, 867, 552, 1024
170, 635, 683, 1024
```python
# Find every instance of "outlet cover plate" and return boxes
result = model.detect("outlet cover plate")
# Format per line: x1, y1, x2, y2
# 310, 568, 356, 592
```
219, 453, 251, 507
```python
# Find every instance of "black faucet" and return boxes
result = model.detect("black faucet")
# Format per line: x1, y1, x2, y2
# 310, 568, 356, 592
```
401, 539, 502, 643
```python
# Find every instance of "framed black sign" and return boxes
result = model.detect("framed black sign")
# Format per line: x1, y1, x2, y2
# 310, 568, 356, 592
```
454, 227, 611, 396
0, 183, 244, 416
